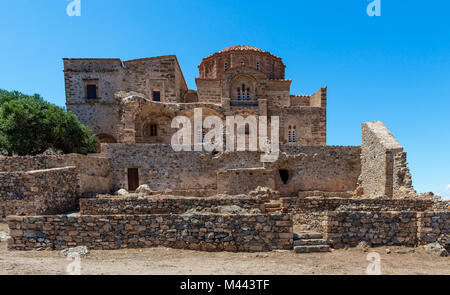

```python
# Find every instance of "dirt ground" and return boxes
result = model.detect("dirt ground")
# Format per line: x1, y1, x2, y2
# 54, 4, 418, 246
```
0, 223, 448, 275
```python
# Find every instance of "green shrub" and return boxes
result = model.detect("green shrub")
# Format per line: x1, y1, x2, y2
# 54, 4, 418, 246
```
0, 89, 99, 155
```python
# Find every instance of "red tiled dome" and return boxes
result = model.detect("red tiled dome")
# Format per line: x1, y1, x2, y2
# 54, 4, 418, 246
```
218, 45, 266, 54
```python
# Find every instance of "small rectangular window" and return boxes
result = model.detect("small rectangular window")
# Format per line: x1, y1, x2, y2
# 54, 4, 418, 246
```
86, 85, 97, 99
153, 91, 161, 101
150, 124, 157, 137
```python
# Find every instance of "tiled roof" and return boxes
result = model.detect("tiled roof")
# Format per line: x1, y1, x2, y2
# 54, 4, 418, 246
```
218, 45, 266, 54
200, 45, 284, 65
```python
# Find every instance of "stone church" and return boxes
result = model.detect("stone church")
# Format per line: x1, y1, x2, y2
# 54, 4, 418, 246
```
61, 45, 413, 199
64, 45, 326, 147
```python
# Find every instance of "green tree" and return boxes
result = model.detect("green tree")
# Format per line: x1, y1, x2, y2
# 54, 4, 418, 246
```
0, 89, 98, 155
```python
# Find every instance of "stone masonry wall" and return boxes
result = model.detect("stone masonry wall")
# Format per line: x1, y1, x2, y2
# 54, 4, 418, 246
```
217, 168, 276, 195
102, 144, 361, 195
0, 167, 79, 218
275, 146, 361, 194
281, 197, 434, 213
417, 212, 449, 246
360, 121, 415, 197
7, 213, 293, 252
80, 195, 265, 215
0, 154, 112, 196
324, 211, 418, 248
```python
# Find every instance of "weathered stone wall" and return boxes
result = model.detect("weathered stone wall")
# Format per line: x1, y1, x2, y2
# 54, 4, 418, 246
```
102, 144, 361, 195
275, 146, 361, 194
417, 212, 449, 246
217, 168, 276, 195
122, 56, 188, 103
0, 154, 112, 196
360, 121, 415, 197
101, 143, 262, 192
281, 197, 434, 213
324, 211, 450, 248
80, 195, 265, 215
7, 213, 293, 252
324, 211, 418, 248
0, 167, 79, 218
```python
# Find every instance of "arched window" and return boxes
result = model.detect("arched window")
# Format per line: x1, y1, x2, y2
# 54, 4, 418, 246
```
288, 126, 296, 143
237, 84, 250, 101
224, 62, 228, 70
144, 124, 157, 137
256, 62, 260, 70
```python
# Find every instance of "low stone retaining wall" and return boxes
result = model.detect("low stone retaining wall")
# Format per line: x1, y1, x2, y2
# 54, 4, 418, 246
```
324, 211, 418, 248
281, 197, 433, 213
6, 213, 293, 252
417, 212, 449, 246
80, 195, 265, 215
0, 167, 79, 218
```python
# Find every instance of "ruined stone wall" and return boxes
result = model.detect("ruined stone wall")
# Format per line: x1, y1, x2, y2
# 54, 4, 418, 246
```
417, 212, 449, 246
7, 213, 293, 252
217, 168, 276, 195
80, 195, 265, 215
281, 197, 434, 213
0, 167, 78, 218
324, 211, 450, 248
101, 143, 263, 192
360, 121, 415, 197
102, 144, 361, 195
275, 146, 361, 194
324, 211, 418, 248
0, 154, 112, 196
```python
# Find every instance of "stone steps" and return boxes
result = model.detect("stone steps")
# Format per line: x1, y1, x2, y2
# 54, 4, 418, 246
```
294, 239, 327, 246
293, 231, 330, 253
264, 201, 282, 213
294, 245, 331, 253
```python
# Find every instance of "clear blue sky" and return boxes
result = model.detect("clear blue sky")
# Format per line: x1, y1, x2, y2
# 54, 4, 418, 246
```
0, 0, 449, 198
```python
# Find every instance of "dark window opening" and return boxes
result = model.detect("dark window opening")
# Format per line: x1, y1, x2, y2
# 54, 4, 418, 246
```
87, 85, 97, 99
279, 169, 290, 184
149, 124, 157, 137
245, 125, 250, 135
153, 91, 161, 101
